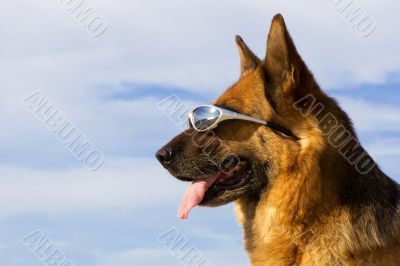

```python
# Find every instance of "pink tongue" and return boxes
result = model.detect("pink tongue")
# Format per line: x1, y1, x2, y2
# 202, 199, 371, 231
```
177, 175, 219, 219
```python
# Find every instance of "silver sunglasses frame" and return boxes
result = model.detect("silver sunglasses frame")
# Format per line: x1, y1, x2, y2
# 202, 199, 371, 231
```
188, 105, 267, 132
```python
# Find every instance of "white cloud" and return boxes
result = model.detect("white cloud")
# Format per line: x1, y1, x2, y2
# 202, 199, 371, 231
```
1, 0, 400, 96
367, 137, 400, 157
364, 137, 400, 180
337, 96, 400, 132
94, 247, 249, 266
94, 248, 177, 266
0, 157, 185, 218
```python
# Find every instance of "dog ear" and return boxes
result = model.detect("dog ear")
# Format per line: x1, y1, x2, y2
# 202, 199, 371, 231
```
236, 35, 261, 78
264, 14, 312, 100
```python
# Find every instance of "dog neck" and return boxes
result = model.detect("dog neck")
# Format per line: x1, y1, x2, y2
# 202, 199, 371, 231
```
234, 123, 400, 265
234, 133, 329, 262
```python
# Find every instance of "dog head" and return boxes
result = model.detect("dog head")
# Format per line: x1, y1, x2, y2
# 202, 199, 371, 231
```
156, 14, 318, 212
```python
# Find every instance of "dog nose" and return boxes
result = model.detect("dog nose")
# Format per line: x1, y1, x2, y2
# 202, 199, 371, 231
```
156, 147, 173, 165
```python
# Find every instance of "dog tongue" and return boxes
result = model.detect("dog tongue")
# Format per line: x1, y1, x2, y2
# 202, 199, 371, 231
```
177, 174, 219, 219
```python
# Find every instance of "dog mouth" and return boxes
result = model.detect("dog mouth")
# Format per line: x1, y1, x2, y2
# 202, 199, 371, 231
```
177, 159, 252, 219
214, 160, 252, 189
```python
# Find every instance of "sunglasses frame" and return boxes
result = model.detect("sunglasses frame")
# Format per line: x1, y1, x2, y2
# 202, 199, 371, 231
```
188, 105, 267, 132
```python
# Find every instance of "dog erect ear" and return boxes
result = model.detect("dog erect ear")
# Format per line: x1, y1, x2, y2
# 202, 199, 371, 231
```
264, 14, 312, 100
236, 35, 261, 78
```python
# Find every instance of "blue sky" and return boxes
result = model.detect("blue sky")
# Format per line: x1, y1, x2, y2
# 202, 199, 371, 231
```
1, 0, 400, 265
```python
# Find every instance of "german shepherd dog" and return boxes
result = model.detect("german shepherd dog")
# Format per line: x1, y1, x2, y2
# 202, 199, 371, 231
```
156, 14, 400, 265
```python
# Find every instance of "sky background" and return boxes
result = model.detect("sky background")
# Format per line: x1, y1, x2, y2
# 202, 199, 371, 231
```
1, 0, 400, 265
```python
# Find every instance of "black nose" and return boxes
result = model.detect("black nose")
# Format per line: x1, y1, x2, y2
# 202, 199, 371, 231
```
156, 147, 173, 165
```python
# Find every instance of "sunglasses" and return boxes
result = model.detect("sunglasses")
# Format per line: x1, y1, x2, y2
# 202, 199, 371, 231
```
188, 105, 299, 140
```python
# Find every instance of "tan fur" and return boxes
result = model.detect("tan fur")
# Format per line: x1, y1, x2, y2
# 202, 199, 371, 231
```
223, 15, 400, 266
158, 13, 400, 266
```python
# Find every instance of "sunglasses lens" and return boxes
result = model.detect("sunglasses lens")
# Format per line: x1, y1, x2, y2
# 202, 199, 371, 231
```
191, 106, 221, 130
